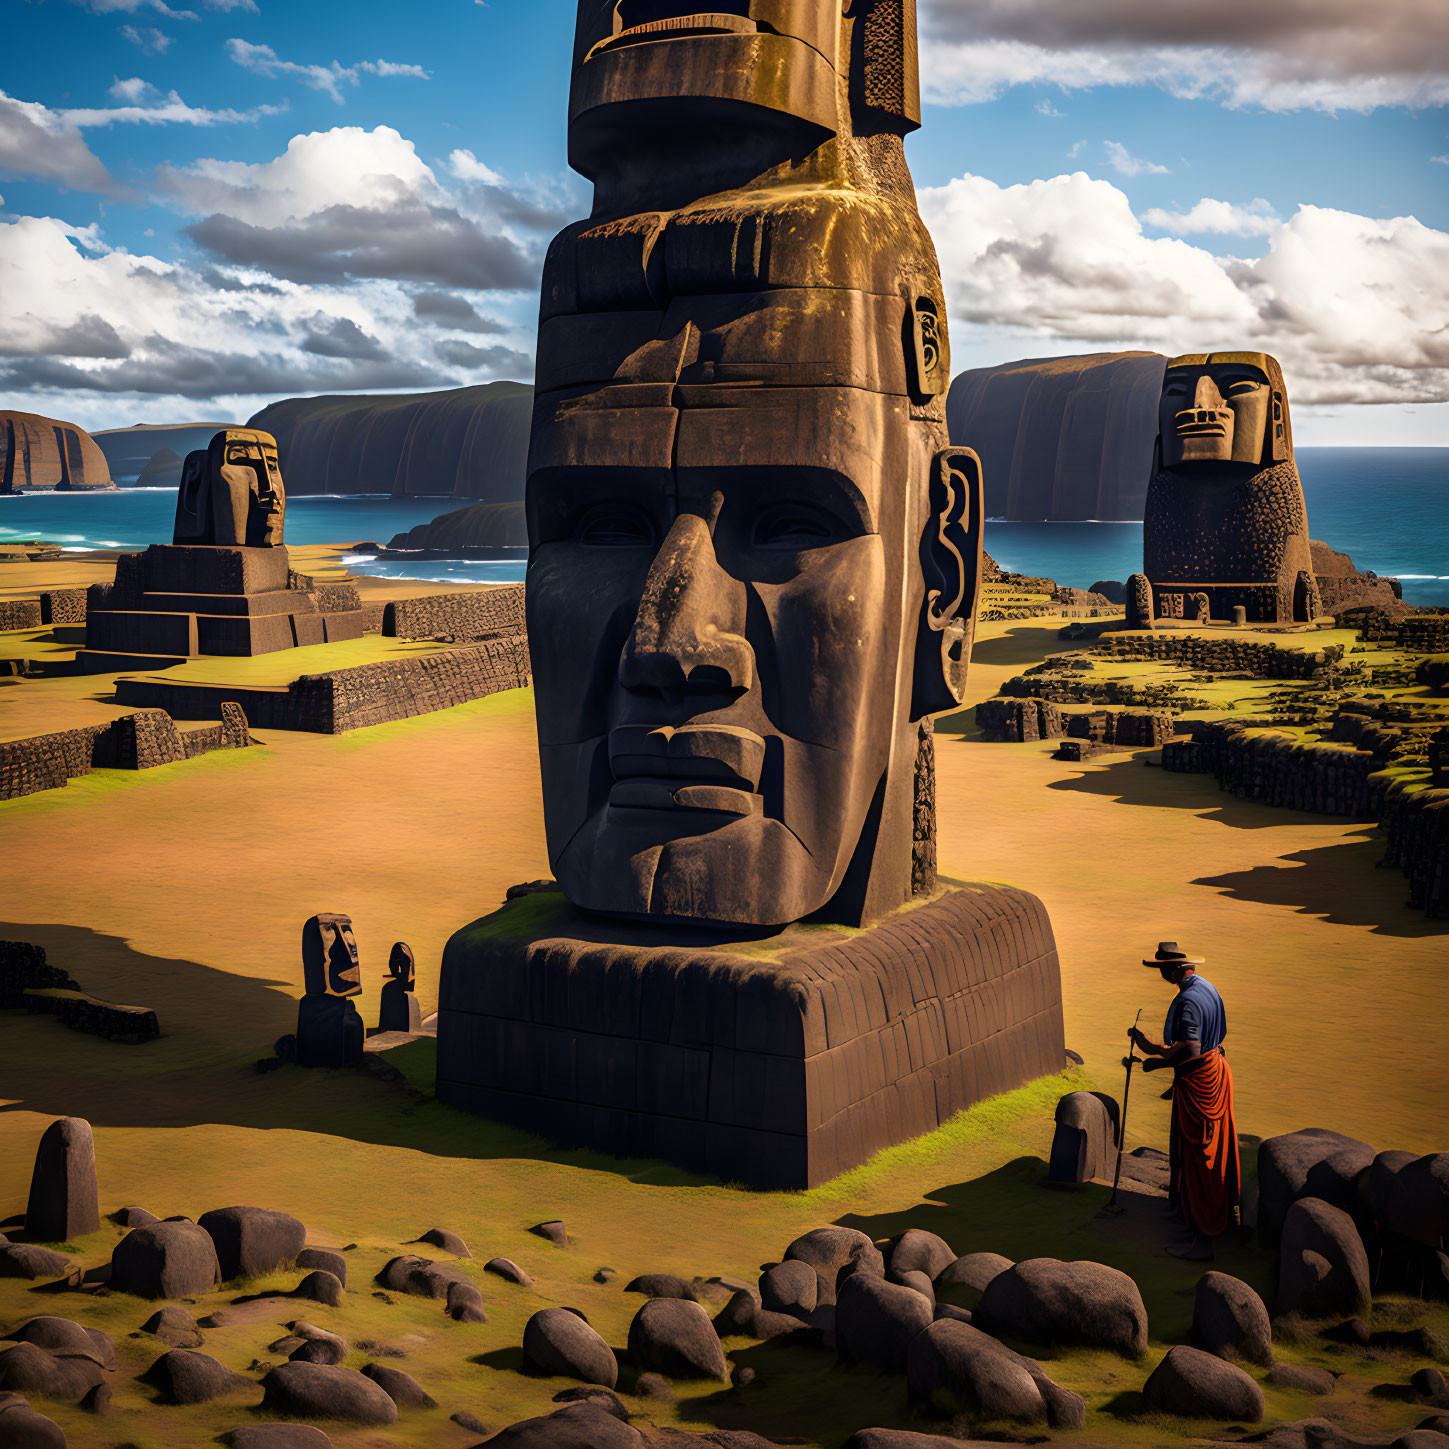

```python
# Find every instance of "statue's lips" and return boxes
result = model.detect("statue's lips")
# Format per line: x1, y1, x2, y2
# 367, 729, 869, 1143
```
595, 13, 756, 53
607, 723, 765, 817
1174, 409, 1230, 439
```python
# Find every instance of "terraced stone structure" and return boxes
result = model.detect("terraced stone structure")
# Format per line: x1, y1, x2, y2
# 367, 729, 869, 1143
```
1137, 352, 1318, 626
81, 428, 367, 667
439, 0, 1066, 1186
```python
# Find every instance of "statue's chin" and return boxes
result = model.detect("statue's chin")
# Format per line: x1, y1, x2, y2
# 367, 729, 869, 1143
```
555, 809, 835, 930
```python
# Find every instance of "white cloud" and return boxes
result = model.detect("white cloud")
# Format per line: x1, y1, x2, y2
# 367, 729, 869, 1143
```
1103, 140, 1168, 176
0, 91, 120, 195
449, 149, 505, 187
918, 170, 1449, 407
1143, 197, 1280, 236
1434, 154, 1449, 165
225, 38, 431, 104
1034, 97, 1064, 117
120, 24, 172, 54
72, 0, 198, 17
918, 0, 1449, 112
61, 89, 286, 129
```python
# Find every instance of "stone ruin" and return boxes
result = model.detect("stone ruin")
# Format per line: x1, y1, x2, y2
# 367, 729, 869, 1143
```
437, 0, 1067, 1188
1130, 352, 1320, 628
80, 428, 367, 667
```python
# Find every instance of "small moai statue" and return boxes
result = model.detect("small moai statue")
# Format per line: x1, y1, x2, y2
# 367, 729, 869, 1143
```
377, 942, 421, 1034
1191, 593, 1211, 625
26, 1116, 101, 1242
1232, 605, 1248, 628
296, 913, 364, 1068
1126, 573, 1156, 631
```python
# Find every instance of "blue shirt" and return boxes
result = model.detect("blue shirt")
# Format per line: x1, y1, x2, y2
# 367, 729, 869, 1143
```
1164, 974, 1227, 1051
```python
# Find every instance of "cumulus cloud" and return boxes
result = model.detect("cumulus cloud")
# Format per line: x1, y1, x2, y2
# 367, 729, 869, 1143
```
158, 125, 542, 290
412, 291, 508, 333
120, 24, 172, 53
1144, 197, 1281, 236
225, 38, 431, 104
1103, 140, 1168, 176
918, 170, 1449, 406
0, 92, 120, 195
434, 339, 532, 371
918, 0, 1449, 112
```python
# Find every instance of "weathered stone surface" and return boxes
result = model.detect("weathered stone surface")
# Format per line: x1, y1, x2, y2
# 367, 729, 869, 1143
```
531, 1221, 567, 1247
111, 1207, 159, 1229
1142, 1343, 1264, 1422
906, 1318, 1042, 1422
935, 1252, 1012, 1302
886, 1230, 956, 1281
625, 1273, 696, 1301
485, 1402, 645, 1447
228, 1427, 334, 1449
1, 409, 113, 491
375, 1254, 472, 1299
0, 1343, 105, 1401
290, 1339, 345, 1366
1259, 1129, 1374, 1247
361, 1363, 435, 1409
846, 1431, 1005, 1449
292, 1270, 343, 1308
199, 1206, 306, 1281
1370, 1151, 1449, 1251
890, 1269, 935, 1303
975, 1258, 1148, 1357
261, 1364, 399, 1426
141, 1306, 204, 1348
5, 1319, 113, 1368
627, 1299, 728, 1381
111, 1220, 221, 1299
760, 1261, 817, 1319
835, 1273, 935, 1373
485, 1257, 533, 1286
25, 1118, 100, 1243
1277, 1198, 1372, 1319
712, 1291, 811, 1342
0, 1395, 68, 1448
1047, 1092, 1119, 1184
295, 1249, 347, 1286
143, 1349, 249, 1405
416, 1227, 470, 1258
785, 1227, 883, 1308
1192, 1272, 1273, 1366
523, 1307, 618, 1387
1268, 1364, 1336, 1395
447, 1281, 487, 1323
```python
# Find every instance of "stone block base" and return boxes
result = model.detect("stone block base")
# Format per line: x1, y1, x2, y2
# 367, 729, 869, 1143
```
437, 884, 1066, 1189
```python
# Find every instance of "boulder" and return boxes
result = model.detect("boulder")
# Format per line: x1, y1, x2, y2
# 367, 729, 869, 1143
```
111, 1219, 220, 1298
199, 1206, 306, 1281
229, 1426, 335, 1448
0, 1397, 67, 1449
283, 1323, 347, 1357
523, 1307, 618, 1387
375, 1254, 472, 1299
361, 1363, 435, 1409
25, 1118, 101, 1243
290, 1339, 345, 1366
416, 1227, 471, 1258
784, 1226, 884, 1306
0, 1244, 73, 1280
627, 1299, 728, 1381
625, 1273, 695, 1300
885, 1230, 956, 1280
0, 1343, 105, 1402
846, 1431, 1001, 1449
1191, 1272, 1274, 1366
141, 1306, 204, 1348
760, 1261, 817, 1319
1047, 1092, 1119, 1184
891, 1269, 935, 1303
1259, 1130, 1374, 1247
485, 1402, 645, 1447
1370, 1152, 1449, 1250
906, 1318, 1040, 1423
1142, 1343, 1265, 1422
5, 1318, 114, 1368
1268, 1364, 1336, 1395
447, 1281, 487, 1323
1277, 1198, 1372, 1319
292, 1270, 343, 1308
111, 1207, 159, 1229
485, 1257, 533, 1286
835, 1272, 934, 1373
530, 1221, 567, 1246
143, 1349, 249, 1405
261, 1363, 399, 1426
295, 1249, 347, 1286
713, 1291, 811, 1342
975, 1257, 1148, 1358
934, 1252, 1012, 1304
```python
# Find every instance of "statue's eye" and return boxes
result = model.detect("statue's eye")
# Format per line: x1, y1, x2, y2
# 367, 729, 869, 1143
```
577, 505, 654, 547
1226, 380, 1262, 396
750, 504, 842, 551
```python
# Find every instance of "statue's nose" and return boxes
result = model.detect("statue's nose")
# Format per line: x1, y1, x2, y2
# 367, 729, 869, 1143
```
619, 508, 755, 696
1193, 375, 1225, 410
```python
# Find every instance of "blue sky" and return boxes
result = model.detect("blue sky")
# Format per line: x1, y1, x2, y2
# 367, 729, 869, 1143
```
2, 0, 1446, 441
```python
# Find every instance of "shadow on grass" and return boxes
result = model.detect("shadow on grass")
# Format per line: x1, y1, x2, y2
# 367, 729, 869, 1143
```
1193, 843, 1447, 939
970, 624, 1085, 670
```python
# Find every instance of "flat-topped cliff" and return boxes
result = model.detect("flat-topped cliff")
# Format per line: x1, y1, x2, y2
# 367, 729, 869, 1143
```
1, 410, 113, 491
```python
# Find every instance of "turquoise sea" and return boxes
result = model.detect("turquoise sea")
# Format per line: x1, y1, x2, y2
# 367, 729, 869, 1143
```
2, 447, 1444, 605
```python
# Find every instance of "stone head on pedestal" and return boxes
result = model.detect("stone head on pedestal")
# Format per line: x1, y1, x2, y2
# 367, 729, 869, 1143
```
388, 942, 416, 993
302, 913, 361, 998
527, 0, 983, 931
173, 428, 286, 549
1141, 351, 1315, 625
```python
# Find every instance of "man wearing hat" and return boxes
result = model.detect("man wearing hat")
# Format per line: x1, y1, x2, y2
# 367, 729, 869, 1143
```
1129, 942, 1241, 1260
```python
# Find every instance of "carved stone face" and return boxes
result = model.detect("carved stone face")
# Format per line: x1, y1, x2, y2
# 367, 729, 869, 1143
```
388, 942, 416, 991
303, 914, 361, 998
527, 383, 977, 928
1160, 353, 1276, 469
173, 428, 286, 548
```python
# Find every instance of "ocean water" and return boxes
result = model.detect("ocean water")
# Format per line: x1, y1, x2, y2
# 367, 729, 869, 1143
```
3, 447, 1444, 604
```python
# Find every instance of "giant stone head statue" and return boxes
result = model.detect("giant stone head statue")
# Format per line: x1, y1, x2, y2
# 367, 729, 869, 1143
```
302, 914, 361, 998
527, 0, 981, 931
173, 428, 286, 549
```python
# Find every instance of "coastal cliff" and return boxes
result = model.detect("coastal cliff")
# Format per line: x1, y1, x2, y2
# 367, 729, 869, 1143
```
1, 410, 113, 491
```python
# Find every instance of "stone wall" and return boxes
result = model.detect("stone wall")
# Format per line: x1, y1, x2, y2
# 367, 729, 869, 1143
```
1095, 633, 1341, 679
1416, 656, 1449, 692
41, 589, 87, 625
0, 941, 79, 1007
382, 584, 526, 642
998, 673, 1204, 712
978, 697, 1176, 748
1342, 607, 1449, 652
1380, 786, 1449, 918
1, 941, 160, 1042
0, 599, 42, 631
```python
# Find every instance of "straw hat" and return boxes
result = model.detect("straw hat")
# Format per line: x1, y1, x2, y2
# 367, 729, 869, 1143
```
1142, 940, 1205, 967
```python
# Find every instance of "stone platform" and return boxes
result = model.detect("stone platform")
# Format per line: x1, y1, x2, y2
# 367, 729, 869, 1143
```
437, 884, 1066, 1189
79, 544, 366, 666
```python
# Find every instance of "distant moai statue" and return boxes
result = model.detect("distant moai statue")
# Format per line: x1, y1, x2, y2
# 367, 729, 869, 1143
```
296, 913, 364, 1068
377, 942, 421, 1034
173, 429, 286, 549
26, 1116, 101, 1242
1143, 351, 1315, 625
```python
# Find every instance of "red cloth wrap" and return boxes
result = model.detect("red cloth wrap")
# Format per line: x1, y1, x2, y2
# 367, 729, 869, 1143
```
1173, 1047, 1241, 1239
